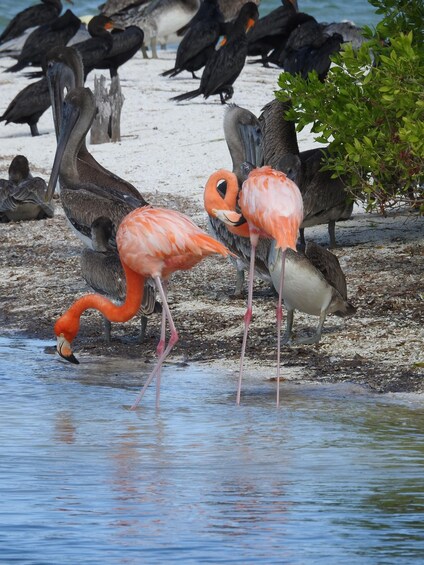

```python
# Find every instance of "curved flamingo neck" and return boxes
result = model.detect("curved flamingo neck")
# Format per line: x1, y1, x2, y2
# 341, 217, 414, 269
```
55, 263, 145, 342
204, 169, 240, 213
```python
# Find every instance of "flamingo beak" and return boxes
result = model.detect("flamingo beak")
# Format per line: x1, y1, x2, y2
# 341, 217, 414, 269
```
212, 209, 241, 226
57, 334, 79, 364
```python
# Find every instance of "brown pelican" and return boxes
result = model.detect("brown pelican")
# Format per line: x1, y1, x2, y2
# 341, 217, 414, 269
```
268, 240, 356, 344
5, 10, 81, 73
0, 155, 54, 222
80, 217, 160, 342
204, 104, 268, 296
172, 2, 259, 104
46, 46, 143, 200
0, 0, 64, 45
259, 98, 353, 247
217, 0, 261, 22
111, 0, 201, 59
161, 0, 224, 79
46, 85, 158, 339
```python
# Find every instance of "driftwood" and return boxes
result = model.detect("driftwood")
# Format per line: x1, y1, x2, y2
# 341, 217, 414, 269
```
90, 74, 125, 144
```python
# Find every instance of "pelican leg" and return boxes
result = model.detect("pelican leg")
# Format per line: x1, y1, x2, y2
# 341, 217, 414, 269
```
328, 220, 337, 248
233, 267, 245, 297
103, 317, 112, 342
281, 309, 294, 344
275, 249, 286, 407
237, 232, 258, 404
151, 37, 158, 59
138, 315, 148, 343
131, 277, 178, 410
294, 309, 327, 345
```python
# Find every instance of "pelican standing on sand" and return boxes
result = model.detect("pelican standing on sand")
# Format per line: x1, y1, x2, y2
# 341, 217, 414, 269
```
53, 206, 231, 409
259, 98, 353, 247
111, 0, 201, 59
268, 241, 356, 344
204, 104, 267, 296
46, 81, 158, 340
213, 166, 303, 406
0, 155, 54, 222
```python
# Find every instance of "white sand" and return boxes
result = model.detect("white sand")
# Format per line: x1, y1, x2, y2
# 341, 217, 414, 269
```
0, 48, 319, 195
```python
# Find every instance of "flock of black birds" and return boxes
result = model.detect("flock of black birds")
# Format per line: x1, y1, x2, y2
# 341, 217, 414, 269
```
0, 0, 365, 136
0, 0, 364, 344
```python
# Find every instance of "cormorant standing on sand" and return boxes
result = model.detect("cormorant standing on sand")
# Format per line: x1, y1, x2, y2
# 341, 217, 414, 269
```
0, 0, 63, 45
5, 9, 81, 73
171, 2, 258, 104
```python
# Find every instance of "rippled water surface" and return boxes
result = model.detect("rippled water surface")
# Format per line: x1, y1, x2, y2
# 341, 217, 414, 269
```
1, 335, 423, 564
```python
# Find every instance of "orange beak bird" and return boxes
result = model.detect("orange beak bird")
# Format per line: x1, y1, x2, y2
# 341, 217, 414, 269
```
54, 206, 232, 409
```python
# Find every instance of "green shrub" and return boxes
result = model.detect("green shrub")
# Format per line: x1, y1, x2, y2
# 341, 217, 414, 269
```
276, 0, 424, 213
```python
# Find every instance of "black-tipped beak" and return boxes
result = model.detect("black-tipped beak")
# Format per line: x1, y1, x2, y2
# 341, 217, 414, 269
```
57, 335, 79, 364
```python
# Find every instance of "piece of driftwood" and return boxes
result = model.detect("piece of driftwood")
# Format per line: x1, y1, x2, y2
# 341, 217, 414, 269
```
90, 74, 125, 144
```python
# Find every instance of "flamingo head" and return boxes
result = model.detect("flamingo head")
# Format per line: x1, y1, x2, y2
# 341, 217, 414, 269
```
54, 314, 80, 365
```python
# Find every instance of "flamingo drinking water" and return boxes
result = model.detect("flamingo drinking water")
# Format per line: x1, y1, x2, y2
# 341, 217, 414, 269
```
53, 206, 231, 409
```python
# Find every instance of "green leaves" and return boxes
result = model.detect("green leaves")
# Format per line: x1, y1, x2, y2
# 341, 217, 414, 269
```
275, 0, 424, 213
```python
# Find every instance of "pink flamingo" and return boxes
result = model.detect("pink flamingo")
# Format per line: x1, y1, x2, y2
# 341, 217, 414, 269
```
212, 165, 303, 405
53, 206, 232, 409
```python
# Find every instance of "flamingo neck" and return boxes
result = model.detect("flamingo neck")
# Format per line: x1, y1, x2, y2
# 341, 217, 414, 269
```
204, 169, 240, 213
55, 263, 145, 343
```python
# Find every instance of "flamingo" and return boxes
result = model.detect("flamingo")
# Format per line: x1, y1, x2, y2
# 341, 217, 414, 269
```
53, 205, 231, 409
213, 165, 303, 405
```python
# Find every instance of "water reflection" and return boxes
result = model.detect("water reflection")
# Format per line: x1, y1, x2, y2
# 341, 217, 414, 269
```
0, 335, 423, 563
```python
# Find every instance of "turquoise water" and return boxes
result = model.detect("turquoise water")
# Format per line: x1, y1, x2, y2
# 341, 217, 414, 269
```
1, 335, 423, 563
0, 0, 381, 33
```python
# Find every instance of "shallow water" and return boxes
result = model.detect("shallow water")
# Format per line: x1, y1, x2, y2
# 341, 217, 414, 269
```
1, 335, 423, 563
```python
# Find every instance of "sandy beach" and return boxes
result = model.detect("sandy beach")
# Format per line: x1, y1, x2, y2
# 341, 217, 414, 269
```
0, 47, 423, 394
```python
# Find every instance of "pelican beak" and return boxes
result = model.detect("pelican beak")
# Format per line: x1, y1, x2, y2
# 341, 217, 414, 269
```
47, 60, 77, 141
45, 97, 80, 202
238, 123, 263, 167
57, 334, 79, 365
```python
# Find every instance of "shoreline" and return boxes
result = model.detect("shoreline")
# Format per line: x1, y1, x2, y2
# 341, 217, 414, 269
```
0, 49, 423, 395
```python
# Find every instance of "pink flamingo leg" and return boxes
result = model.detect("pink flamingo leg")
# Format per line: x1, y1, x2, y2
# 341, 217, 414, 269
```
275, 249, 286, 407
130, 277, 179, 410
237, 231, 259, 405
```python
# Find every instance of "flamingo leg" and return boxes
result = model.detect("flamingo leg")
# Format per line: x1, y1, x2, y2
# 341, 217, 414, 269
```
130, 277, 179, 410
275, 249, 286, 407
237, 231, 259, 405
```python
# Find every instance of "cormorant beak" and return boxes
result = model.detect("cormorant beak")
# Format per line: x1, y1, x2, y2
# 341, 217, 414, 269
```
57, 335, 79, 364
45, 98, 81, 202
246, 18, 256, 33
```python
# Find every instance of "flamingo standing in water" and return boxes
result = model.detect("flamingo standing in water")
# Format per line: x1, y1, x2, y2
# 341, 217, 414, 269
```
53, 206, 231, 409
213, 165, 303, 406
